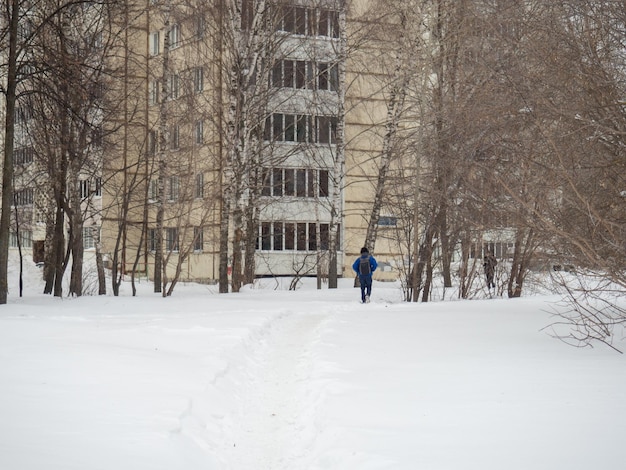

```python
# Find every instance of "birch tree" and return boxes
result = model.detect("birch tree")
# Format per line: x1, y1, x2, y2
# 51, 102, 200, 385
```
0, 0, 20, 304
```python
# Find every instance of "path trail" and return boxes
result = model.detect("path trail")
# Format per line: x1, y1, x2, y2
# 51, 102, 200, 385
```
222, 311, 329, 469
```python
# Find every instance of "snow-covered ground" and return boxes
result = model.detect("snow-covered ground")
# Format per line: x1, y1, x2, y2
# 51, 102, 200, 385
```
1, 257, 626, 469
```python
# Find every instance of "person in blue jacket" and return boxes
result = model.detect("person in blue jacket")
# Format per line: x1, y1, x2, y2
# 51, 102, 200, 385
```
352, 247, 378, 303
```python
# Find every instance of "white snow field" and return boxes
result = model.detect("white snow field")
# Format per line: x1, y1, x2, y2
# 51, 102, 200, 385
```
1, 260, 626, 469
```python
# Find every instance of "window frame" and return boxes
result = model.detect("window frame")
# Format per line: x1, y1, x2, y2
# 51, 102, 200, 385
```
195, 173, 204, 199
194, 66, 204, 93
150, 31, 160, 55
193, 226, 203, 252
256, 221, 339, 252
83, 227, 95, 250
195, 119, 204, 144
165, 227, 179, 252
168, 175, 180, 201
169, 24, 181, 48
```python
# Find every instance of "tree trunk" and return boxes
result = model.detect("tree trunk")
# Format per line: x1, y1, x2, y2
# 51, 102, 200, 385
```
219, 187, 231, 293
52, 204, 66, 297
508, 227, 534, 298
43, 219, 55, 294
459, 234, 470, 299
364, 44, 411, 251
231, 222, 243, 293
154, 4, 173, 294
94, 227, 106, 295
327, 5, 348, 289
0, 0, 19, 304
68, 170, 83, 297
243, 203, 257, 285
420, 231, 435, 302
438, 206, 453, 288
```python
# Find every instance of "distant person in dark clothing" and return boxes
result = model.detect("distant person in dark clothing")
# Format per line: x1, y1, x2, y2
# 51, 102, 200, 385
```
483, 251, 497, 290
352, 247, 378, 303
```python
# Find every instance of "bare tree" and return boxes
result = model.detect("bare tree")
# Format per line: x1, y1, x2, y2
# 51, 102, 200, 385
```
0, 0, 22, 304
2, 0, 116, 300
25, 0, 122, 297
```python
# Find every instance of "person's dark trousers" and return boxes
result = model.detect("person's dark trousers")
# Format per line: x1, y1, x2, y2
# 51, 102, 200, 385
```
359, 275, 372, 302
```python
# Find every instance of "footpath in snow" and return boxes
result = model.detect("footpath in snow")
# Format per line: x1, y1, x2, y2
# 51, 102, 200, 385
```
1, 278, 626, 470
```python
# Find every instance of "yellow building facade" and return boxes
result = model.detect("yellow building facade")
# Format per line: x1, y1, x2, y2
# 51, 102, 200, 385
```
98, 0, 399, 285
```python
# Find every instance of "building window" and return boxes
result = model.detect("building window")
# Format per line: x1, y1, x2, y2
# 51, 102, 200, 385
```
170, 124, 179, 150
148, 130, 158, 155
377, 216, 398, 226
15, 105, 33, 124
149, 80, 159, 105
94, 177, 102, 197
194, 120, 204, 144
319, 9, 339, 38
296, 169, 306, 197
284, 114, 295, 141
165, 227, 179, 252
261, 168, 271, 196
320, 223, 329, 249
284, 168, 295, 196
194, 66, 204, 93
318, 62, 339, 91
13, 188, 34, 206
195, 173, 204, 198
277, 5, 331, 36
150, 31, 160, 55
168, 176, 180, 201
271, 59, 316, 90
261, 222, 271, 250
14, 147, 34, 165
79, 180, 90, 199
168, 73, 179, 100
23, 230, 33, 248
295, 6, 307, 35
272, 168, 283, 196
193, 226, 203, 252
307, 170, 315, 198
297, 223, 307, 250
296, 114, 311, 142
10, 230, 32, 248
319, 170, 329, 197
169, 24, 180, 48
91, 127, 103, 148
265, 113, 334, 144
273, 222, 284, 251
257, 222, 338, 251
275, 6, 340, 38
316, 116, 337, 144
285, 223, 295, 250
261, 167, 330, 198
195, 16, 205, 39
295, 60, 308, 88
149, 179, 159, 201
279, 4, 295, 33
271, 113, 284, 141
78, 178, 102, 199
308, 223, 317, 250
18, 22, 32, 41
83, 227, 95, 249
148, 228, 157, 252
92, 31, 103, 49
470, 241, 513, 260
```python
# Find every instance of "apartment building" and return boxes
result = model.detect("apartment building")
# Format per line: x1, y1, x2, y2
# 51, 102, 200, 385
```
1, 0, 397, 286
98, 0, 395, 285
